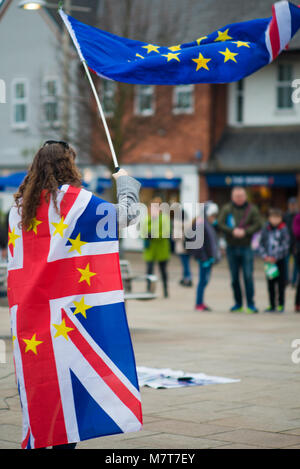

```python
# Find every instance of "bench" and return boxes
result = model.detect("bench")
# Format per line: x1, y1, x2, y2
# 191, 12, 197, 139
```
120, 260, 158, 301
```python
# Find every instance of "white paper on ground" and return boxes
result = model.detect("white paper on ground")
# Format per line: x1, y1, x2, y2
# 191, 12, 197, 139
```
137, 366, 240, 389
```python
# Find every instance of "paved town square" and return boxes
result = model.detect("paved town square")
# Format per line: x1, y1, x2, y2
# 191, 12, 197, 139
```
1, 253, 300, 450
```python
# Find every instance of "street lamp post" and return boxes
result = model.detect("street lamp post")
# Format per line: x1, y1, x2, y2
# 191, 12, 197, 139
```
18, 0, 90, 142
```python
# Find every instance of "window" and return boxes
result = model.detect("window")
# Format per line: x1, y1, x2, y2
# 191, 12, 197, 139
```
235, 79, 244, 123
101, 80, 116, 117
12, 79, 28, 128
277, 64, 293, 109
173, 84, 194, 114
135, 85, 155, 116
42, 78, 59, 126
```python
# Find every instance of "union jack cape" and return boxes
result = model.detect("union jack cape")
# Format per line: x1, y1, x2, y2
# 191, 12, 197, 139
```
7, 184, 143, 449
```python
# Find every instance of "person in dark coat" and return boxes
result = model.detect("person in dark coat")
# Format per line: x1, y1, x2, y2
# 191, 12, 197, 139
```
293, 212, 300, 312
259, 208, 290, 313
218, 187, 262, 313
284, 197, 299, 286
187, 207, 220, 311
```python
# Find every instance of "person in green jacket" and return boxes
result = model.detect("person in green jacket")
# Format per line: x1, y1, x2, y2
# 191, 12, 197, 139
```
141, 197, 171, 298
218, 186, 262, 313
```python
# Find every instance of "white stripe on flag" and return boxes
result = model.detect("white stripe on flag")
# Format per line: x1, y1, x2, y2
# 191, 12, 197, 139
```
59, 9, 85, 63
265, 23, 273, 63
275, 1, 292, 52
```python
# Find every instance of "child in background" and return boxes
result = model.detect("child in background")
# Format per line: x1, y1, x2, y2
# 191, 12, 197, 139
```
259, 208, 290, 313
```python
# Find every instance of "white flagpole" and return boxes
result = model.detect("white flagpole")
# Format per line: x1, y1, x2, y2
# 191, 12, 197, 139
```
82, 61, 120, 171
59, 8, 120, 171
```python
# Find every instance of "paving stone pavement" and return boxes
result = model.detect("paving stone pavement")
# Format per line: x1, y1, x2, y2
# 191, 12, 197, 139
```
0, 253, 300, 449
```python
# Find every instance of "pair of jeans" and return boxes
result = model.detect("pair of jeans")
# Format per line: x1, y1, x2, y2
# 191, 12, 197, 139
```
267, 259, 286, 308
179, 254, 192, 281
196, 260, 212, 306
226, 246, 255, 308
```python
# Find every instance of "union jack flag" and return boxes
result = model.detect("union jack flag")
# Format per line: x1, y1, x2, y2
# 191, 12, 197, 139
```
7, 184, 143, 449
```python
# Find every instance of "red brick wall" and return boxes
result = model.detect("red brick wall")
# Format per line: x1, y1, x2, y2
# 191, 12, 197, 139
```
91, 81, 227, 168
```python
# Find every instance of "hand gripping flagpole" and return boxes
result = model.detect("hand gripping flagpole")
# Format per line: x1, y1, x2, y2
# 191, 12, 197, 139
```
59, 8, 120, 172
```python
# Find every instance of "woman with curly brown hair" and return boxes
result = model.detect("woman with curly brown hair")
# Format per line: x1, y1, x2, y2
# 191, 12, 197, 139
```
7, 141, 142, 450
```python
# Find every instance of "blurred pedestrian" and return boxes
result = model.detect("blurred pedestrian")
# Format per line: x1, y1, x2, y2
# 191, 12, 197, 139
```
284, 197, 299, 287
187, 205, 220, 311
142, 197, 171, 298
293, 212, 300, 312
259, 208, 290, 313
173, 207, 192, 287
218, 187, 262, 313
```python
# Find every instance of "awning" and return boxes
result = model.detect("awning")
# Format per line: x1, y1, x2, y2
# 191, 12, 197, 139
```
0, 172, 27, 191
211, 128, 300, 172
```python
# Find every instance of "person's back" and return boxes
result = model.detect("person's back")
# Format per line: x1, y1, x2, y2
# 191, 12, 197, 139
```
7, 141, 143, 449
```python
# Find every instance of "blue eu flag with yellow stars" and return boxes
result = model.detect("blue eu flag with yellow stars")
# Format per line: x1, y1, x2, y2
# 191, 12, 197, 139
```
60, 1, 300, 85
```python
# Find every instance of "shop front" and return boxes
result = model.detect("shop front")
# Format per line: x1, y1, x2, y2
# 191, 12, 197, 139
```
206, 172, 298, 216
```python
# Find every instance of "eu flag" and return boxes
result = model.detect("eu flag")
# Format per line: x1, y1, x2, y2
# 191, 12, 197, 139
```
60, 1, 300, 85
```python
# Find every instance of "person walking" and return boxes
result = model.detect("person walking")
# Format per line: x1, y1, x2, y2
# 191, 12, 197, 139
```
187, 205, 220, 311
142, 197, 171, 298
293, 212, 300, 312
218, 186, 262, 313
259, 208, 290, 313
7, 141, 142, 449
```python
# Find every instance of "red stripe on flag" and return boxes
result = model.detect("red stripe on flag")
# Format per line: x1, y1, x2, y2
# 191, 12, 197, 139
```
8, 252, 123, 304
269, 4, 281, 59
60, 185, 81, 220
62, 310, 143, 425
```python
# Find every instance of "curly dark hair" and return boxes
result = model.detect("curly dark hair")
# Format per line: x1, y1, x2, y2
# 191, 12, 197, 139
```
14, 142, 82, 230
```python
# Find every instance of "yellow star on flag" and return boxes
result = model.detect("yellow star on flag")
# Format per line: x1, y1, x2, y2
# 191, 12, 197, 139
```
136, 53, 145, 59
52, 217, 69, 238
53, 319, 74, 341
12, 335, 16, 346
68, 233, 87, 255
27, 218, 42, 234
23, 334, 43, 355
219, 48, 238, 63
214, 29, 232, 42
162, 52, 181, 62
196, 36, 207, 45
233, 41, 250, 48
192, 52, 211, 71
77, 263, 97, 286
8, 227, 20, 247
73, 297, 92, 319
142, 44, 160, 54
168, 44, 181, 51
